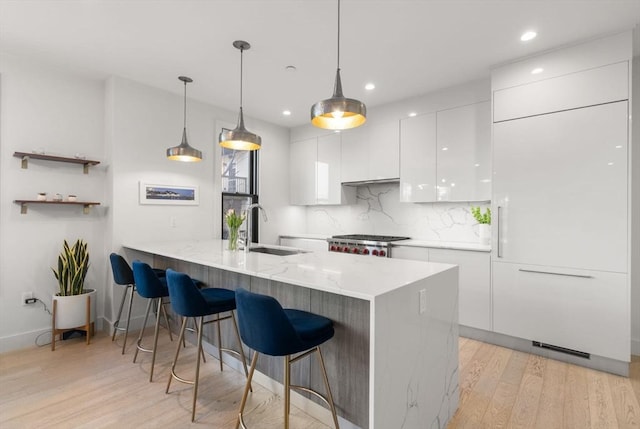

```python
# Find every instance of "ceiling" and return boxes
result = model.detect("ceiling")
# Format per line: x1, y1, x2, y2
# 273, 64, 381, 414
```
1, 0, 639, 128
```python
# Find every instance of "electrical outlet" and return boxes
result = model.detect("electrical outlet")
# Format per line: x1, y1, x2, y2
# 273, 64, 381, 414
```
22, 291, 34, 306
419, 289, 427, 314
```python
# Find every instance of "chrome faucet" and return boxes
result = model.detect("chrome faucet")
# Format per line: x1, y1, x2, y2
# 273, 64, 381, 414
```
244, 203, 268, 252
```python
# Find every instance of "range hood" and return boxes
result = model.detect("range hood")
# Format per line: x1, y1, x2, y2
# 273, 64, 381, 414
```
341, 178, 400, 186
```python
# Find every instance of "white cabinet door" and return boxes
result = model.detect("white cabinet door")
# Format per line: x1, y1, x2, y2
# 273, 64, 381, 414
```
369, 119, 400, 180
399, 113, 437, 202
492, 101, 628, 272
430, 249, 491, 331
389, 245, 429, 261
340, 126, 367, 183
341, 119, 400, 183
493, 62, 629, 122
436, 102, 491, 202
290, 138, 317, 205
493, 261, 629, 362
317, 133, 342, 205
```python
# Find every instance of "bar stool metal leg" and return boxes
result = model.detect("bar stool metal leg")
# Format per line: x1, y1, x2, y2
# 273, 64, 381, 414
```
216, 313, 223, 371
166, 316, 189, 394
284, 355, 291, 429
316, 347, 340, 429
237, 351, 259, 429
111, 284, 128, 342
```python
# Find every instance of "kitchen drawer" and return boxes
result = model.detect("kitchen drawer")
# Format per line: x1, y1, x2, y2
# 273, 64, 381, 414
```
492, 261, 629, 361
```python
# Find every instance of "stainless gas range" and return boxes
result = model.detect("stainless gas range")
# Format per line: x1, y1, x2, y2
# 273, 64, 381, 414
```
327, 234, 410, 257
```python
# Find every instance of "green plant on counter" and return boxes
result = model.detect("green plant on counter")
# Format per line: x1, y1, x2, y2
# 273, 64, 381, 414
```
225, 209, 246, 251
471, 206, 491, 225
51, 239, 90, 296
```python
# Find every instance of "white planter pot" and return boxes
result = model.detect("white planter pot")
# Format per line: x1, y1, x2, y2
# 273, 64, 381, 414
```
53, 289, 97, 330
479, 224, 491, 245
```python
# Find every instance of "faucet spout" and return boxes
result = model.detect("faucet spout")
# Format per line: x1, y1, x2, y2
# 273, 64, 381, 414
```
244, 203, 268, 252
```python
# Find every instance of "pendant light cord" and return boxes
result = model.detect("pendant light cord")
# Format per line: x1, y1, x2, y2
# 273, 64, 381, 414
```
337, 0, 341, 70
239, 47, 244, 109
183, 79, 187, 129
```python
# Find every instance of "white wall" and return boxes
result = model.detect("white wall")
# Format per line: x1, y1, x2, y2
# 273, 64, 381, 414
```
289, 79, 491, 243
0, 54, 108, 351
0, 61, 296, 352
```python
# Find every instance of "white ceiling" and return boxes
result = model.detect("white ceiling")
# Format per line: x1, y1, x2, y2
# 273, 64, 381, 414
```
1, 0, 639, 128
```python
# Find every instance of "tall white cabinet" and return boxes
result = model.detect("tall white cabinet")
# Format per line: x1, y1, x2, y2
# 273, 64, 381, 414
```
491, 31, 632, 365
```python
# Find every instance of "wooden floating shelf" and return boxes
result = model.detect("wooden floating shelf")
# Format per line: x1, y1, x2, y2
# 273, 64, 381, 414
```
14, 200, 101, 215
13, 152, 100, 174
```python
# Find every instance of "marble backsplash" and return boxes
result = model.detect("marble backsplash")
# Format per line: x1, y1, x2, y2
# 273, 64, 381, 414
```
306, 183, 490, 243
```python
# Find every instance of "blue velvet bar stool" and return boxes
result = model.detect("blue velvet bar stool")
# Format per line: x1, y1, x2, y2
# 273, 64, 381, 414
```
131, 261, 174, 382
234, 288, 340, 429
109, 253, 166, 354
164, 269, 250, 422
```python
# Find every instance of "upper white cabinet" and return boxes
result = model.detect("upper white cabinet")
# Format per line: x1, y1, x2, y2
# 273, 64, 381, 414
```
290, 133, 349, 205
290, 137, 317, 206
400, 101, 491, 202
399, 112, 436, 202
341, 118, 400, 183
436, 102, 491, 202
494, 62, 628, 122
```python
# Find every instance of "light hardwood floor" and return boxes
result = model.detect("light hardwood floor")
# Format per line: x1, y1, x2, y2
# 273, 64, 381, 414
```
1, 332, 639, 428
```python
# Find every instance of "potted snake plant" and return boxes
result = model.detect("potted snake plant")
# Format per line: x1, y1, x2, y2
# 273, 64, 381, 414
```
51, 239, 96, 348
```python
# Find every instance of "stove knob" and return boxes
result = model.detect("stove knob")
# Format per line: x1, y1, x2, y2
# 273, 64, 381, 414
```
379, 250, 386, 257
372, 249, 379, 256
352, 247, 359, 254
342, 247, 350, 253
330, 245, 336, 251
362, 249, 370, 255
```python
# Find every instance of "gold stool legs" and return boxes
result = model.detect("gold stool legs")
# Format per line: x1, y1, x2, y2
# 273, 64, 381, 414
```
236, 346, 340, 429
167, 311, 250, 423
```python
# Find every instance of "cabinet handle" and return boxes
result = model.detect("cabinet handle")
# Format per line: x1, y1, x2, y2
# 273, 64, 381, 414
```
496, 206, 502, 258
518, 269, 593, 279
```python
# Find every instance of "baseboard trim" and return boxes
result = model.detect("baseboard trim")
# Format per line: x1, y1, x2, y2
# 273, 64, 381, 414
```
0, 317, 105, 353
460, 325, 630, 377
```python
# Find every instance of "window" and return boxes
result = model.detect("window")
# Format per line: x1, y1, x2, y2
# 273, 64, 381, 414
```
221, 145, 259, 243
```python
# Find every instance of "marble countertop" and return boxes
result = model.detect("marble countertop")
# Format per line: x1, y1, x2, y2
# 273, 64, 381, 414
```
279, 233, 330, 240
124, 239, 455, 301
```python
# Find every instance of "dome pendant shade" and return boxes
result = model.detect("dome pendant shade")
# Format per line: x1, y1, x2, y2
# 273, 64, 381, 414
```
167, 128, 203, 161
167, 76, 202, 162
219, 40, 262, 151
311, 68, 366, 130
219, 107, 262, 151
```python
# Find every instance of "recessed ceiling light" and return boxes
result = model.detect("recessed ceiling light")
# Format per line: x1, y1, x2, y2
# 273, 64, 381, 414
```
615, 145, 622, 149
442, 147, 448, 151
334, 130, 341, 133
365, 83, 375, 90
608, 162, 614, 166
521, 31, 537, 42
531, 67, 544, 74
282, 110, 291, 116
408, 112, 417, 117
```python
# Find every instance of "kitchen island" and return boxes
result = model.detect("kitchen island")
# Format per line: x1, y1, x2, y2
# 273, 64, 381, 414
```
124, 239, 459, 429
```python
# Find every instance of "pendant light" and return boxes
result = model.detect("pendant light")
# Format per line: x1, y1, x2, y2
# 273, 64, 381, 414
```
311, 0, 366, 130
167, 76, 203, 162
219, 40, 262, 151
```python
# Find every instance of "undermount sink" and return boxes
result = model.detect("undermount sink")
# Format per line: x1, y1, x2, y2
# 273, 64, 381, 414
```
248, 246, 307, 256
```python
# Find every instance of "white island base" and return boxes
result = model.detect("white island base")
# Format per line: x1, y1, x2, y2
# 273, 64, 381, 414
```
124, 240, 459, 429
